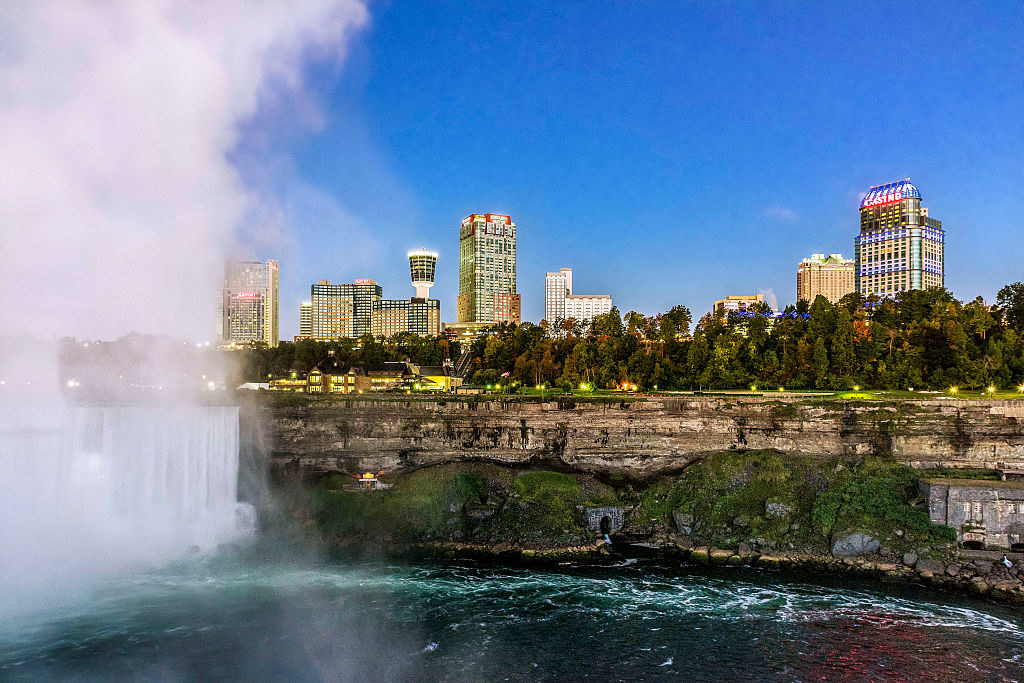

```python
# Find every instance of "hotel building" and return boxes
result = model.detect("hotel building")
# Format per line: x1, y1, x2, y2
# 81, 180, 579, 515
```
714, 294, 764, 317
545, 268, 612, 324
219, 260, 279, 347
370, 249, 441, 337
310, 279, 382, 340
297, 301, 312, 340
457, 213, 520, 326
797, 253, 855, 303
855, 179, 944, 296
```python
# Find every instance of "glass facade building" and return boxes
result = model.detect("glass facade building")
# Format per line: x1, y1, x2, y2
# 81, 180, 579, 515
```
310, 279, 382, 340
457, 213, 520, 325
855, 180, 944, 296
219, 260, 279, 347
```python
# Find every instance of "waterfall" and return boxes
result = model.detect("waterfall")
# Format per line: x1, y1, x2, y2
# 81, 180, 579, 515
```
0, 405, 251, 613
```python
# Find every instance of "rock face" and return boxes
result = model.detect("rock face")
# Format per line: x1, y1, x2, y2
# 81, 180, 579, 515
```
246, 396, 1024, 483
832, 533, 881, 557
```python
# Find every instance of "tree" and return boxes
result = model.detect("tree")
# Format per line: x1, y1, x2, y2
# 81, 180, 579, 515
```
997, 283, 1024, 331
659, 305, 692, 341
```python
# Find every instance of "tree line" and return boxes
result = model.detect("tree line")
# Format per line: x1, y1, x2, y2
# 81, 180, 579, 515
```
462, 283, 1024, 391
234, 283, 1024, 391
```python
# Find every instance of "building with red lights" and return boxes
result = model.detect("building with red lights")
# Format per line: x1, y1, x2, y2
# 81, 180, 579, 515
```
456, 213, 520, 326
219, 260, 279, 348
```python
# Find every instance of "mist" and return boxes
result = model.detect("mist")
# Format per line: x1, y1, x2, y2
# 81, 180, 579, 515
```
0, 0, 369, 619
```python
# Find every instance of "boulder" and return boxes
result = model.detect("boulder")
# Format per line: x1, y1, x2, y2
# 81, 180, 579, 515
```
916, 558, 944, 574
945, 563, 961, 577
671, 510, 694, 534
973, 560, 993, 576
831, 533, 881, 558
765, 502, 794, 518
902, 552, 918, 567
732, 515, 750, 529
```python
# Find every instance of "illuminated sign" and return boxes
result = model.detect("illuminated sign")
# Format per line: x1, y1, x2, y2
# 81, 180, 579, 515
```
860, 180, 921, 209
486, 214, 511, 224
354, 278, 376, 285
233, 292, 261, 298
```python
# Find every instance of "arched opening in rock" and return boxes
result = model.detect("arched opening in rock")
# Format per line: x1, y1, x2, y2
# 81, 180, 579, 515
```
961, 539, 985, 550
1010, 534, 1024, 552
599, 515, 612, 535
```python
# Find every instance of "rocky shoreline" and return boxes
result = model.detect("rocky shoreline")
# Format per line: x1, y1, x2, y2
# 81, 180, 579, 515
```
403, 539, 1024, 605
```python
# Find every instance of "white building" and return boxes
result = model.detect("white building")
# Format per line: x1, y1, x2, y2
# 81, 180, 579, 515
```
544, 268, 612, 325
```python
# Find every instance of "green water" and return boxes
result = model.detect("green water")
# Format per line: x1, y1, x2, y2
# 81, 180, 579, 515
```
2, 555, 1022, 681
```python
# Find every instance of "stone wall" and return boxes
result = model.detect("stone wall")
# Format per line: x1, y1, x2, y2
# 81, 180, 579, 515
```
921, 478, 1024, 549
248, 396, 1024, 483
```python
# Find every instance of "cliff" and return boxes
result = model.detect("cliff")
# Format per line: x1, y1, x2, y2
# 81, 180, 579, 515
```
244, 395, 1024, 483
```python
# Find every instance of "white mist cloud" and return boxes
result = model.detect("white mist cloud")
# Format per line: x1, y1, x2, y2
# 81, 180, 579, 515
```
758, 288, 778, 312
0, 0, 368, 341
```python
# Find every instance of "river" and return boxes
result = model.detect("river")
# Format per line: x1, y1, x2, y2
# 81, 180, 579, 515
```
2, 552, 1022, 681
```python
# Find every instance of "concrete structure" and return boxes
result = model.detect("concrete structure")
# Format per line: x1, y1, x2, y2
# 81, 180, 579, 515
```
797, 253, 855, 303
545, 268, 612, 325
585, 506, 625, 533
714, 294, 764, 317
921, 479, 1024, 551
310, 279, 382, 340
408, 249, 438, 299
457, 213, 520, 326
855, 179, 944, 297
219, 260, 279, 347
297, 301, 312, 340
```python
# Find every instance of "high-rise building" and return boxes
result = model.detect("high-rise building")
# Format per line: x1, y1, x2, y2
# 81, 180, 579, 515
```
310, 279, 382, 340
371, 249, 441, 337
298, 301, 312, 340
544, 268, 612, 325
219, 260, 279, 347
544, 268, 573, 322
855, 179, 944, 296
457, 213, 520, 325
797, 254, 855, 303
714, 294, 764, 317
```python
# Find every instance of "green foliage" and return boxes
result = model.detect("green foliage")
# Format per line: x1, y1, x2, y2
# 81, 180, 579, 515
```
811, 459, 956, 545
231, 282, 1024, 391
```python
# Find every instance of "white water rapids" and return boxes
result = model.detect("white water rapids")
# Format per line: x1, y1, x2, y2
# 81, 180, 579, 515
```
0, 405, 253, 616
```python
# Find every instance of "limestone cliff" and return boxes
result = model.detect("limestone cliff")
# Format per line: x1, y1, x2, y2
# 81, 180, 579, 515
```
243, 396, 1024, 482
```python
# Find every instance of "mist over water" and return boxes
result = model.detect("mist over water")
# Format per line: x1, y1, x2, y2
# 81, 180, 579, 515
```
0, 404, 250, 620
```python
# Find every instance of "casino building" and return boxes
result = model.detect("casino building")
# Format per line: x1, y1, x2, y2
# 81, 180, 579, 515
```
309, 279, 382, 340
855, 179, 944, 297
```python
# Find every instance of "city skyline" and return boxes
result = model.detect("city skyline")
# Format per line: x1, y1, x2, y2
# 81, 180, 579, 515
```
247, 4, 1020, 341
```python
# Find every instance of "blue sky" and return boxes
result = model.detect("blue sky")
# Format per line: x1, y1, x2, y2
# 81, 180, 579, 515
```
235, 1, 1024, 339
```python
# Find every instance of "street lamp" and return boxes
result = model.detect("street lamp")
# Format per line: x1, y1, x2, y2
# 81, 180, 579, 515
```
950, 386, 958, 395
987, 385, 996, 394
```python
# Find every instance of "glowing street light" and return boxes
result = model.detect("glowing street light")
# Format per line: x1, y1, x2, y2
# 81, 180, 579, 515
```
949, 386, 958, 395
853, 385, 860, 391
987, 385, 996, 394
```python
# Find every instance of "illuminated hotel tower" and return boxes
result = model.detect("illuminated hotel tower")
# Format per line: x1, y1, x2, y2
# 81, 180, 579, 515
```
855, 179, 944, 297
219, 260, 279, 347
457, 213, 520, 324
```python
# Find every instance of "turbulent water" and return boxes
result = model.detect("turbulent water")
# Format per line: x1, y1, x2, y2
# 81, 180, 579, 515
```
1, 555, 1022, 681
